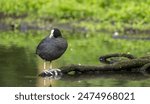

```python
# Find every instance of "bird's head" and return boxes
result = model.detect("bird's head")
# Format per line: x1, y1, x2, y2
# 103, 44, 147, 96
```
49, 28, 62, 38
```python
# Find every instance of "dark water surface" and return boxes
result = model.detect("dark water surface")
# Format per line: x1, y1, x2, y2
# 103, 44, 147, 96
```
0, 45, 37, 86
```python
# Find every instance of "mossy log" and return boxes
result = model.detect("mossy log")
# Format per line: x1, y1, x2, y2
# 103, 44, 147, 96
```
60, 53, 150, 75
39, 53, 150, 77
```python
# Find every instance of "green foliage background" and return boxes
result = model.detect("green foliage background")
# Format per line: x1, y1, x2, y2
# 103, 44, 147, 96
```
1, 0, 150, 31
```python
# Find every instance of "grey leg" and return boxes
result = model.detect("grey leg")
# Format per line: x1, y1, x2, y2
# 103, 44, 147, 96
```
44, 61, 46, 70
49, 61, 52, 69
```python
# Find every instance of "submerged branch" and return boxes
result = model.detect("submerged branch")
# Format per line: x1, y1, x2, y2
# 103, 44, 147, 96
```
39, 53, 150, 77
60, 53, 150, 75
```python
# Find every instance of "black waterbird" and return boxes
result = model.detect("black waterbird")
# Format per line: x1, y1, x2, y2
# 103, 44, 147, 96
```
36, 28, 68, 70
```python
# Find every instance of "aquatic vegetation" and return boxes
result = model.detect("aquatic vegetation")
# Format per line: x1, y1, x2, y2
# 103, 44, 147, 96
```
1, 0, 150, 32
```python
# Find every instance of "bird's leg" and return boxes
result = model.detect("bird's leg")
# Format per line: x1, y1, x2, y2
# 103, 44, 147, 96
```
44, 61, 46, 70
49, 61, 52, 69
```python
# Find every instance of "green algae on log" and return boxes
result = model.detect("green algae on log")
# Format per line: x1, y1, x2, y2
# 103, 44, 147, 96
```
60, 53, 150, 75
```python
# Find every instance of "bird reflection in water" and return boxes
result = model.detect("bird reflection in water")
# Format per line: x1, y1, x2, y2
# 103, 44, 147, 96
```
36, 28, 67, 86
39, 69, 63, 86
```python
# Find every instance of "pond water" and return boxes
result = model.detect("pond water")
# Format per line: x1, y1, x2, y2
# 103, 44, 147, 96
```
0, 31, 150, 87
0, 45, 37, 86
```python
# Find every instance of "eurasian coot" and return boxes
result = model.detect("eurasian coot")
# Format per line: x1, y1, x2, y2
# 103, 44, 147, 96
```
36, 28, 68, 70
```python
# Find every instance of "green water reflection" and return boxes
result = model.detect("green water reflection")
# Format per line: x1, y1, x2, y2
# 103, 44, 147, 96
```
0, 31, 150, 87
55, 73, 150, 87
0, 45, 37, 86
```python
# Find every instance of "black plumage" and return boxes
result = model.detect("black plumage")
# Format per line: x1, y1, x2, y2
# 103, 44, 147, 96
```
36, 28, 68, 69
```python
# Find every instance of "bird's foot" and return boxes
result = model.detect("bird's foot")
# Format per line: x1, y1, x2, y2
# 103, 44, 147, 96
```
39, 69, 53, 77
39, 68, 62, 80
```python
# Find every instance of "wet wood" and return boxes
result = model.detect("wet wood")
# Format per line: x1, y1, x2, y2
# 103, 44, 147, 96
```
60, 53, 150, 75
